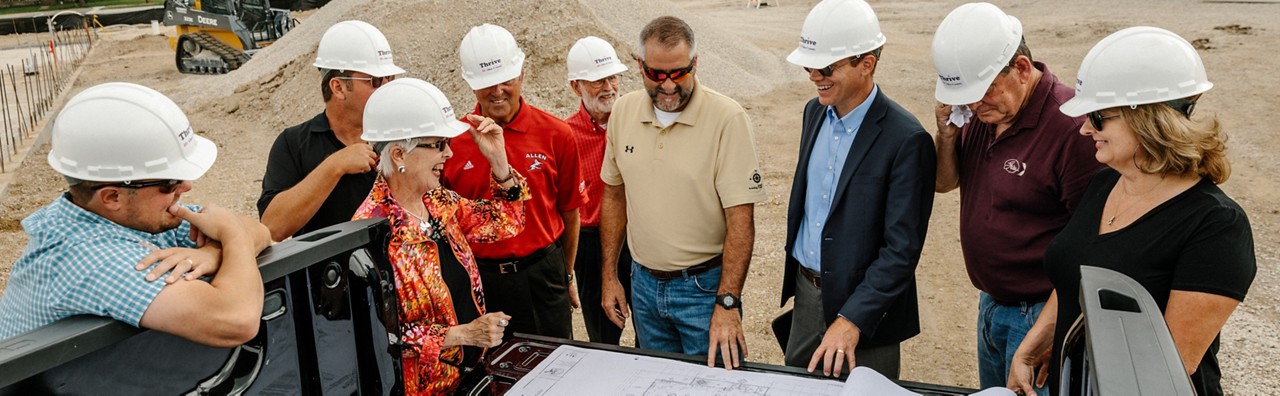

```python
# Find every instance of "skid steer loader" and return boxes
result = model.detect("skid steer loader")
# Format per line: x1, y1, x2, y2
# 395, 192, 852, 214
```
162, 0, 295, 74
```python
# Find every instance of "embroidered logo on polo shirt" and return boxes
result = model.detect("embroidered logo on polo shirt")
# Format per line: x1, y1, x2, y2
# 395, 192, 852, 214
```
463, 161, 475, 170
1003, 159, 1027, 176
625, 146, 634, 153
526, 153, 547, 172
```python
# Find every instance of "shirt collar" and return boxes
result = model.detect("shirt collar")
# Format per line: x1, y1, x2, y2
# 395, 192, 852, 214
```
641, 78, 704, 128
571, 102, 607, 134
1007, 62, 1056, 135
308, 111, 332, 133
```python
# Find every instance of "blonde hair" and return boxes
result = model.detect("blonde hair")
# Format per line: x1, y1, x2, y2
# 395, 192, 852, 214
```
1117, 99, 1230, 184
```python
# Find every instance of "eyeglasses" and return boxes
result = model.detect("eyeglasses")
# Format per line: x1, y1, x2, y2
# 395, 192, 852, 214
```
92, 179, 184, 194
638, 59, 695, 83
416, 138, 450, 151
1087, 111, 1121, 131
803, 56, 861, 77
583, 75, 620, 89
335, 74, 396, 88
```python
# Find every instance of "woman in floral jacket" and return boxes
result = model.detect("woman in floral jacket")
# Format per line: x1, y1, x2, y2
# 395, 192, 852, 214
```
353, 78, 530, 394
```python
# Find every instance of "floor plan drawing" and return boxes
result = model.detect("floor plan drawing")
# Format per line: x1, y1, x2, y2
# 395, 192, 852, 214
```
504, 345, 844, 396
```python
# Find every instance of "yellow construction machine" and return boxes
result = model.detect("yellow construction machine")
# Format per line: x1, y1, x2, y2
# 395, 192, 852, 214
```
162, 0, 295, 74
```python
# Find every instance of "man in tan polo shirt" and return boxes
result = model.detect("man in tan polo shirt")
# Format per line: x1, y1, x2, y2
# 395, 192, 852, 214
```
599, 16, 766, 370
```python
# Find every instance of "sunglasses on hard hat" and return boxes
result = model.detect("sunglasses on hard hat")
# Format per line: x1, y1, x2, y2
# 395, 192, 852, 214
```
803, 55, 861, 78
416, 138, 451, 152
638, 59, 695, 83
92, 179, 184, 194
335, 74, 396, 88
1087, 111, 1121, 131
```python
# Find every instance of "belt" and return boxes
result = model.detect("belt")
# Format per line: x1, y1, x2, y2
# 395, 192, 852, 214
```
640, 255, 722, 281
799, 266, 822, 289
477, 243, 558, 274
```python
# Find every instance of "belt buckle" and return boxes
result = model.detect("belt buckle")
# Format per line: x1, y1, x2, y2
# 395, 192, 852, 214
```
498, 262, 519, 274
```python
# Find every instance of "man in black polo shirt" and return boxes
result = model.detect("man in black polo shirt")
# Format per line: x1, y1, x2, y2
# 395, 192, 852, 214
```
258, 20, 404, 241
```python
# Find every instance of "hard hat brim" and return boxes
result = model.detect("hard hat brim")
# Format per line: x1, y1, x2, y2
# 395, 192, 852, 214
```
786, 48, 844, 70
49, 132, 217, 182
573, 63, 628, 82
463, 61, 523, 91
934, 74, 996, 106
365, 63, 406, 78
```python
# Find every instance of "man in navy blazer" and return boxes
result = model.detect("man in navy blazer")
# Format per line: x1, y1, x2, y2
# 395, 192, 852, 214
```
779, 0, 936, 380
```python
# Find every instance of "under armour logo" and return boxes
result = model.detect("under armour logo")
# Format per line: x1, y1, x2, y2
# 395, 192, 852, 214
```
625, 146, 634, 153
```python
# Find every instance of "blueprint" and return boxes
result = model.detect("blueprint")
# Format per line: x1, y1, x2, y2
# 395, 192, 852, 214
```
504, 345, 844, 396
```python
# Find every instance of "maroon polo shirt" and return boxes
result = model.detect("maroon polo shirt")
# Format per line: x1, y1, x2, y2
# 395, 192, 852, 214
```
955, 62, 1102, 303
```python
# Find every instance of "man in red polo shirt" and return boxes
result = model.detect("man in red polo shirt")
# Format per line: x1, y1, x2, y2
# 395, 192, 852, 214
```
563, 36, 634, 345
443, 23, 583, 339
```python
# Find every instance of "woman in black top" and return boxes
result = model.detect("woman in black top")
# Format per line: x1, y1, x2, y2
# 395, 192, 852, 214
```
1007, 27, 1255, 396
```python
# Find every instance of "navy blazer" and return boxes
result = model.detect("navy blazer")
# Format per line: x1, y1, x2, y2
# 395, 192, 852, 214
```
780, 90, 937, 348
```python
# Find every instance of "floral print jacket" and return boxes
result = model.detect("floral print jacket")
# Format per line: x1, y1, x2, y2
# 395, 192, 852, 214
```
352, 172, 529, 395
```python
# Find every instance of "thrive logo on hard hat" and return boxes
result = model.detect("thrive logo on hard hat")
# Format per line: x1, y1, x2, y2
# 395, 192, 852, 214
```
48, 82, 216, 182
459, 24, 526, 90
786, 0, 886, 69
931, 3, 1023, 105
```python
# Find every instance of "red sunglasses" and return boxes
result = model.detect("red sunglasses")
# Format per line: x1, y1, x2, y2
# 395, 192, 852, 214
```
638, 58, 696, 83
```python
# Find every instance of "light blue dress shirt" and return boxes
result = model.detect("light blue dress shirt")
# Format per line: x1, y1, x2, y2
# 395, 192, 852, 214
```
792, 85, 879, 273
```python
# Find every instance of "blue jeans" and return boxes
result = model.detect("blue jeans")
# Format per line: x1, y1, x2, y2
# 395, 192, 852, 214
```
630, 260, 726, 355
978, 292, 1047, 396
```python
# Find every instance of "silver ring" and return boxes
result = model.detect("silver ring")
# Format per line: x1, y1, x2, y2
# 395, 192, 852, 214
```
498, 318, 508, 327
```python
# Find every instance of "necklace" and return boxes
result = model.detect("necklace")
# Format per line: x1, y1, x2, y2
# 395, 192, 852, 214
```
1105, 176, 1165, 226
404, 206, 432, 234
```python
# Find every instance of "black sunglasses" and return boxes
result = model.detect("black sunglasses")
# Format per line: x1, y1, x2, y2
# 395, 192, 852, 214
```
416, 138, 451, 151
335, 74, 396, 88
638, 59, 695, 83
803, 56, 861, 77
1087, 111, 1121, 131
92, 179, 184, 194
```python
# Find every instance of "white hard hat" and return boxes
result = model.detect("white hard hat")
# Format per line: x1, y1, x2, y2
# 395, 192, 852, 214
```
362, 78, 470, 142
1060, 26, 1213, 117
313, 20, 406, 78
931, 3, 1023, 105
567, 36, 628, 82
459, 24, 526, 90
48, 82, 216, 182
786, 0, 887, 69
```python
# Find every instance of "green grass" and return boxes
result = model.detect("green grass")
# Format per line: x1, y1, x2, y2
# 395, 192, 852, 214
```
0, 0, 155, 16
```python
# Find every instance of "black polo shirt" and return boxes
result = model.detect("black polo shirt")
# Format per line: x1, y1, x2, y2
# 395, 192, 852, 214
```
258, 112, 377, 238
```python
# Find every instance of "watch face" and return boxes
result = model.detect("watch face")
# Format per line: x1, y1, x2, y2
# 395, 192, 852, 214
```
724, 296, 736, 306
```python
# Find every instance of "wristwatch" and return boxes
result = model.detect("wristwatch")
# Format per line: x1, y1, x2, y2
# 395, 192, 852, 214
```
715, 292, 741, 309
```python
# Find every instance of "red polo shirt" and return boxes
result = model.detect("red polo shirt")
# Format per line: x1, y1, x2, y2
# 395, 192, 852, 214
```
563, 103, 607, 227
443, 97, 584, 259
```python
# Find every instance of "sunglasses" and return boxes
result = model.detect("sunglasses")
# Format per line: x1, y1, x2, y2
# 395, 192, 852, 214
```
416, 138, 451, 151
335, 74, 396, 88
1087, 111, 1121, 131
92, 179, 184, 194
638, 59, 695, 83
803, 56, 861, 77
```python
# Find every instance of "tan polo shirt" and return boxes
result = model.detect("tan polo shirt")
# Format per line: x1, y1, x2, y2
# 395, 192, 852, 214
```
602, 81, 767, 271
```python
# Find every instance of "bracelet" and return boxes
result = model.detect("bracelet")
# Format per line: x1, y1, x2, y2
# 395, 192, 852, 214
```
492, 166, 515, 184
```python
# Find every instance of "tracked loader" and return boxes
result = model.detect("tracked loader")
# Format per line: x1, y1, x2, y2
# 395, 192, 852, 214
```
162, 0, 295, 74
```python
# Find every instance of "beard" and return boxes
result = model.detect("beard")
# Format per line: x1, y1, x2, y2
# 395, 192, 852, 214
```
647, 84, 691, 112
582, 89, 617, 116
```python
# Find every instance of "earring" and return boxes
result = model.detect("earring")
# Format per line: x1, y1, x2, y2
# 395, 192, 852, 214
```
398, 165, 406, 173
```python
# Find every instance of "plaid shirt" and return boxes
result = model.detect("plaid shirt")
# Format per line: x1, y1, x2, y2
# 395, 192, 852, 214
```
564, 103, 607, 226
0, 194, 198, 340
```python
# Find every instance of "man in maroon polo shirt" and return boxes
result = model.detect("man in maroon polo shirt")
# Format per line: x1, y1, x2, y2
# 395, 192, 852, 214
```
563, 36, 634, 345
444, 23, 584, 339
931, 4, 1100, 393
